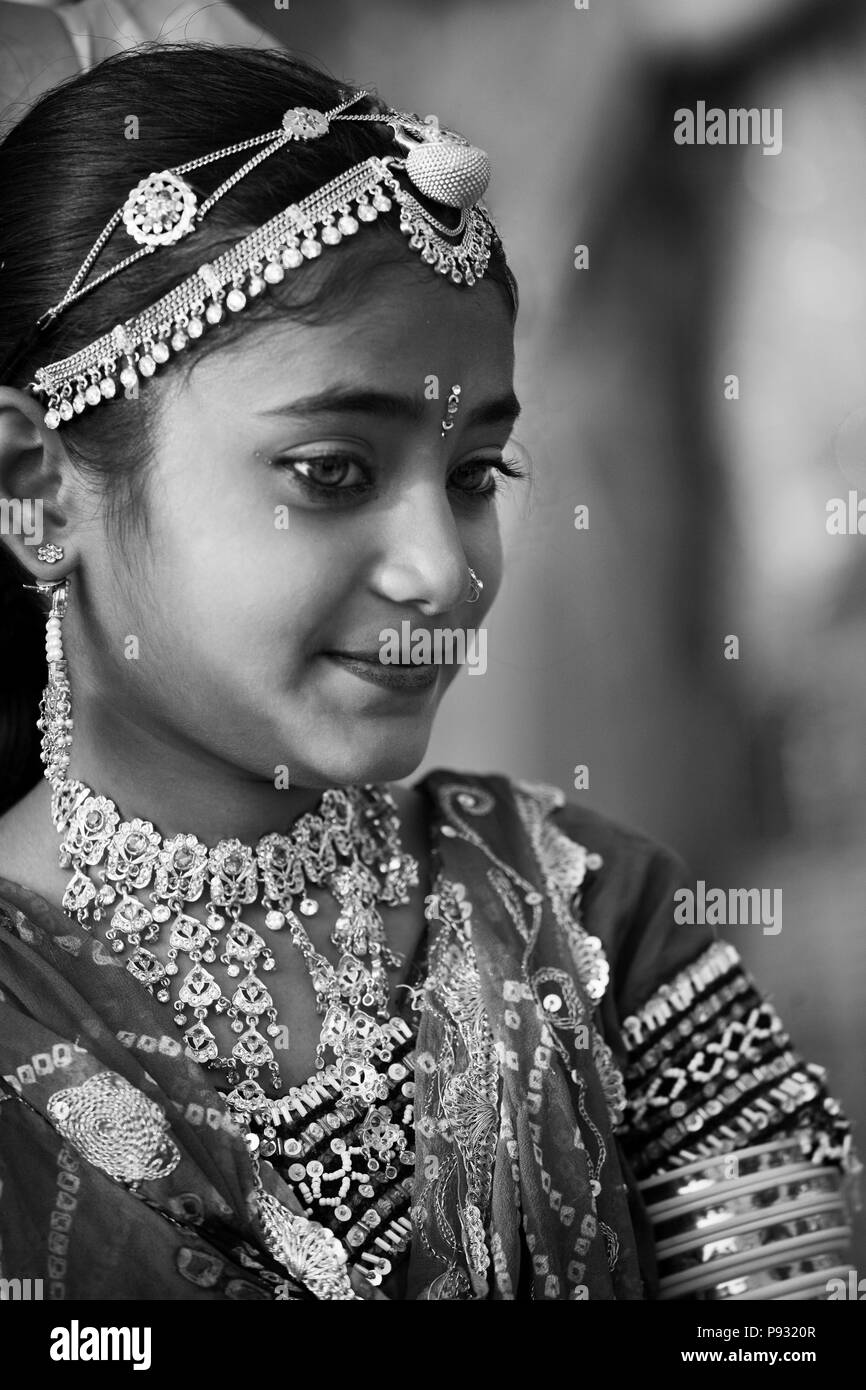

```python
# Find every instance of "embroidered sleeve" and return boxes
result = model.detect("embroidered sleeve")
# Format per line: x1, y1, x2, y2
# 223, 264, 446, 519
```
620, 941, 851, 1173
619, 940, 860, 1299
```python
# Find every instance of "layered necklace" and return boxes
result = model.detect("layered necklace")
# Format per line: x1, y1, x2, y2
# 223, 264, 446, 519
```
51, 777, 420, 1118
50, 776, 424, 1287
36, 577, 427, 1295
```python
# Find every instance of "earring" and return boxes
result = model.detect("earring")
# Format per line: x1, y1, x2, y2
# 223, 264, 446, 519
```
30, 577, 73, 785
36, 542, 64, 563
441, 384, 461, 436
467, 567, 483, 603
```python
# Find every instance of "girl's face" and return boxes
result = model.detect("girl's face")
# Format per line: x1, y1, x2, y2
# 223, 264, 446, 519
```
74, 263, 518, 790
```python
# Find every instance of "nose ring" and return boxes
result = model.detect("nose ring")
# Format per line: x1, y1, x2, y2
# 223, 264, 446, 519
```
467, 566, 483, 603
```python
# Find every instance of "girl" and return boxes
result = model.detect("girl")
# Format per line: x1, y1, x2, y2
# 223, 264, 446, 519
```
0, 43, 855, 1300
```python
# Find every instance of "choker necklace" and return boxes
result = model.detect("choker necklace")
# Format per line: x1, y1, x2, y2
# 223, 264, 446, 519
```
50, 776, 420, 1122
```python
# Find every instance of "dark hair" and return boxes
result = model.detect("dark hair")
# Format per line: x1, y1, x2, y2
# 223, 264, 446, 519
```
0, 43, 517, 814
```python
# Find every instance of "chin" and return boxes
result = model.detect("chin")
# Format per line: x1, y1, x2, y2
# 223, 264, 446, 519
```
286, 727, 431, 789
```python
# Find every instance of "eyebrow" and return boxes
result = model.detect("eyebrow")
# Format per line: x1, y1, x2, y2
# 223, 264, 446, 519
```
257, 385, 522, 429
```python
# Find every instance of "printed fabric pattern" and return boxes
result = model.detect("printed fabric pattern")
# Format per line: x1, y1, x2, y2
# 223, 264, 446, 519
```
0, 770, 854, 1299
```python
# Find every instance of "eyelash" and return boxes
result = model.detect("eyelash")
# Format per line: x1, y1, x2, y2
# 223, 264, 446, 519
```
278, 453, 527, 502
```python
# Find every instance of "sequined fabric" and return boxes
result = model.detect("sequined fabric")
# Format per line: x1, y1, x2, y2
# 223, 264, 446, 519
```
0, 771, 856, 1299
238, 1017, 418, 1296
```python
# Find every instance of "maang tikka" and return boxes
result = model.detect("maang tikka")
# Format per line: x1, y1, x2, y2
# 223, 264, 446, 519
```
441, 384, 461, 436
24, 90, 504, 430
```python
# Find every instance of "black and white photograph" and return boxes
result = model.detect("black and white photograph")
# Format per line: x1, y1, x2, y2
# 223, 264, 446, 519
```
0, 0, 863, 1352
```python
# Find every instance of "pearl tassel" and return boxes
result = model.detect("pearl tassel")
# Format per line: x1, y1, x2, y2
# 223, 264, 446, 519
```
46, 606, 64, 664
33, 577, 73, 786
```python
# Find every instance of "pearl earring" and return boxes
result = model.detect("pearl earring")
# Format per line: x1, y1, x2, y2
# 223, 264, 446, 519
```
23, 577, 74, 784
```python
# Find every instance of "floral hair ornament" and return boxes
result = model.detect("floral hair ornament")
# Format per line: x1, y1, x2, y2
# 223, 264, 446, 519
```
26, 90, 500, 429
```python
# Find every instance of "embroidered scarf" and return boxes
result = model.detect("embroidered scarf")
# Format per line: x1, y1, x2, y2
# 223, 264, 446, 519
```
0, 772, 646, 1300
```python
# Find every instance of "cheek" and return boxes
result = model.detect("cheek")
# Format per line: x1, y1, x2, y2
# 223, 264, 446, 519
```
135, 482, 337, 695
124, 464, 276, 675
145, 442, 262, 590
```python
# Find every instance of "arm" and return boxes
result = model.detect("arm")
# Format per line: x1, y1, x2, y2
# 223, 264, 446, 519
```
552, 799, 860, 1300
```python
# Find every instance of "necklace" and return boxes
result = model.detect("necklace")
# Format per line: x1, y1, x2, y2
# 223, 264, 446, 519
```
50, 777, 420, 1123
34, 577, 425, 1297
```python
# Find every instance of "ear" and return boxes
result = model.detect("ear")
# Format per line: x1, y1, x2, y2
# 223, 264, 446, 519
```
0, 386, 77, 582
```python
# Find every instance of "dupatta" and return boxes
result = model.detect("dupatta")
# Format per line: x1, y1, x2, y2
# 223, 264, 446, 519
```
0, 770, 712, 1300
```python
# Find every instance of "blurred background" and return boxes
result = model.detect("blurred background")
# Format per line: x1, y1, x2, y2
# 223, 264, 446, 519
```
2, 0, 864, 1265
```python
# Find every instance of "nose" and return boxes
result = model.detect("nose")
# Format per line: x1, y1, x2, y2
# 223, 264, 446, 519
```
368, 478, 469, 615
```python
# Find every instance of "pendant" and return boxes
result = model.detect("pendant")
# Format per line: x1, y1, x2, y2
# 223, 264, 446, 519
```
225, 1078, 269, 1114
169, 913, 209, 953
110, 893, 154, 939
62, 868, 97, 915
184, 1020, 219, 1063
232, 1026, 275, 1066
339, 1058, 383, 1105
223, 921, 267, 966
126, 946, 166, 987
178, 964, 222, 1009
320, 1002, 352, 1048
232, 975, 273, 1016
332, 904, 379, 957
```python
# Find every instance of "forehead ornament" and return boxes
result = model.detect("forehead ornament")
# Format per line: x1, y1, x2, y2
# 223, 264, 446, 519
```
20, 90, 503, 430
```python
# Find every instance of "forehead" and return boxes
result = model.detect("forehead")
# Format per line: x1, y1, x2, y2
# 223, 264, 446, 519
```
180, 265, 515, 410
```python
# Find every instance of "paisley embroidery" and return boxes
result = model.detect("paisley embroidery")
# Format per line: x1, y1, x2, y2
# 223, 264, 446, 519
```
423, 778, 635, 1298
55, 934, 83, 955
90, 938, 123, 967
512, 781, 625, 1127
0, 773, 653, 1301
514, 780, 609, 1002
421, 878, 499, 1293
11, 911, 38, 945
46, 1071, 180, 1183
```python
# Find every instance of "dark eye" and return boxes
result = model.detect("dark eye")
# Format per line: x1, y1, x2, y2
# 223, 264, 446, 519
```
288, 456, 367, 489
450, 457, 524, 498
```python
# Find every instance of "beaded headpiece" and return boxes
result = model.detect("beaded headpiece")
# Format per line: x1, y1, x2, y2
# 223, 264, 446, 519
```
23, 90, 501, 429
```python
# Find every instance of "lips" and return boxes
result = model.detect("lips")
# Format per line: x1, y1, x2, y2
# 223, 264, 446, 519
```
323, 650, 439, 693
328, 650, 433, 667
